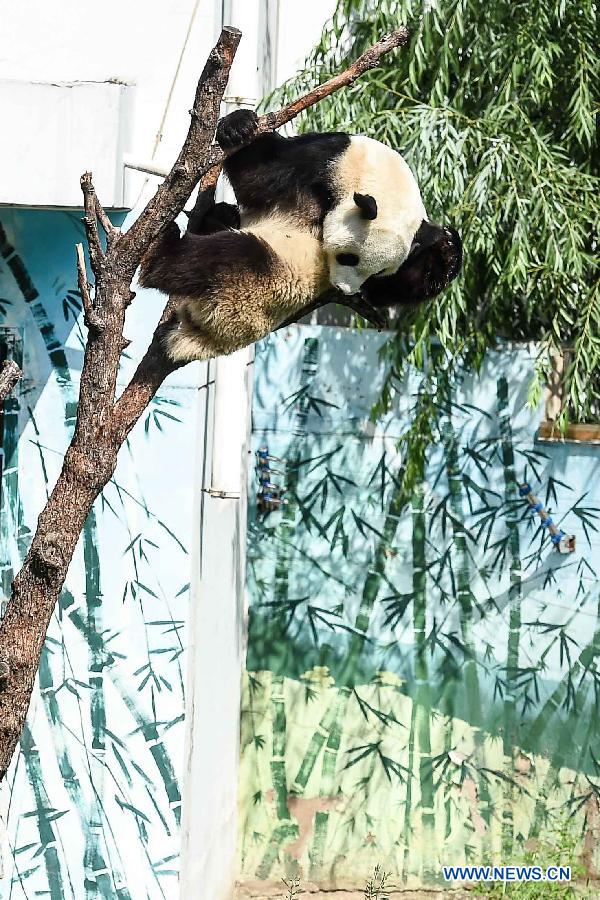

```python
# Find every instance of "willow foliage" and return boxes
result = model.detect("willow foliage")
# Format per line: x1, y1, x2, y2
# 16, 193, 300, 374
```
276, 0, 599, 427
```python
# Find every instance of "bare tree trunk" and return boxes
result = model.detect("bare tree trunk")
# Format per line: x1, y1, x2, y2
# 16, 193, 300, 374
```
0, 25, 409, 781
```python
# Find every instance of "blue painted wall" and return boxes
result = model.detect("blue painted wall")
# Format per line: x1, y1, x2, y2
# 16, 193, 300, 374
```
0, 210, 200, 899
239, 327, 600, 888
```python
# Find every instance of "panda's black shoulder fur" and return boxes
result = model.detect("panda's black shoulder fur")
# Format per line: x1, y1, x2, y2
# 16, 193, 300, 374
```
139, 221, 275, 297
219, 109, 351, 225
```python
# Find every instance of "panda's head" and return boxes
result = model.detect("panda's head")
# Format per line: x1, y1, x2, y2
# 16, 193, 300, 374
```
323, 136, 429, 296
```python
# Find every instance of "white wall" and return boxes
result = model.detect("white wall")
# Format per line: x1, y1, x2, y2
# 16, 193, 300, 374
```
276, 1, 337, 84
0, 0, 336, 209
0, 0, 218, 207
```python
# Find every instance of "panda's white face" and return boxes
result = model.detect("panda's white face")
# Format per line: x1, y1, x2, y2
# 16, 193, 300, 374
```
324, 136, 427, 296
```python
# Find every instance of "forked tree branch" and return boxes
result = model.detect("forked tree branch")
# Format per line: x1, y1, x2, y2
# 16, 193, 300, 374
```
0, 25, 410, 781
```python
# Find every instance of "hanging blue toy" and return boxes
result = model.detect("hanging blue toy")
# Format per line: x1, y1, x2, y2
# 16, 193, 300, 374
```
519, 482, 576, 554
256, 446, 288, 514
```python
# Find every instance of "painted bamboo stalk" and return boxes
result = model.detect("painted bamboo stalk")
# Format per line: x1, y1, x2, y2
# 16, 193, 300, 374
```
412, 482, 435, 878
308, 686, 349, 877
497, 376, 523, 855
441, 402, 491, 844
270, 674, 291, 824
83, 514, 105, 753
95, 663, 182, 827
19, 723, 66, 899
401, 701, 417, 880
256, 338, 319, 878
82, 512, 114, 899
289, 701, 339, 797
255, 822, 301, 880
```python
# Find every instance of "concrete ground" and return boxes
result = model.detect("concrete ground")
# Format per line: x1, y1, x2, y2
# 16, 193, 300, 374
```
234, 882, 473, 899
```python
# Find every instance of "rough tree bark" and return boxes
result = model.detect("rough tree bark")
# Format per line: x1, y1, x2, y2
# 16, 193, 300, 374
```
0, 25, 409, 781
0, 361, 22, 406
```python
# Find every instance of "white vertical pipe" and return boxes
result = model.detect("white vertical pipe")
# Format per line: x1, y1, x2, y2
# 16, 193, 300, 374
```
210, 350, 250, 497
179, 0, 266, 898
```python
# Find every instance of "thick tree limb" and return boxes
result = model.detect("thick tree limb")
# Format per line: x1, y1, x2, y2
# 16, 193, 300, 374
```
202, 26, 410, 174
0, 25, 410, 781
0, 360, 22, 405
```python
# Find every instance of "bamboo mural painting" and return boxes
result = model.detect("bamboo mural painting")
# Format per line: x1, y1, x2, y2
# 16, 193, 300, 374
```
2, 209, 600, 895
241, 331, 600, 889
0, 210, 195, 899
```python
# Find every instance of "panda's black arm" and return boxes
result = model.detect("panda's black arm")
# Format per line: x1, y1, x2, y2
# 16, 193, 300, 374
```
217, 109, 350, 219
276, 292, 386, 331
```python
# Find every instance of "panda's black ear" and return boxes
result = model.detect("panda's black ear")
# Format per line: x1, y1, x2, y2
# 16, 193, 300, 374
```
354, 192, 378, 220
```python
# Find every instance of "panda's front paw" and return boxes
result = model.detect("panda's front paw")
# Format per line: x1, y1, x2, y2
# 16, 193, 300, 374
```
216, 109, 259, 150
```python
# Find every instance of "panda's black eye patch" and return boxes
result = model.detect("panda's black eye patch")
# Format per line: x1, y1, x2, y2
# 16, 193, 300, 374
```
336, 253, 360, 267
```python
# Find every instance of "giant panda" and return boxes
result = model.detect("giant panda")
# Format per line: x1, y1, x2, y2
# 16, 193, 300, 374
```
139, 109, 462, 362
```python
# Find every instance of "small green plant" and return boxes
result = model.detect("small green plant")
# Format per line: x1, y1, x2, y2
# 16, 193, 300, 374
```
472, 826, 593, 898
280, 865, 393, 899
364, 864, 390, 900
281, 875, 301, 900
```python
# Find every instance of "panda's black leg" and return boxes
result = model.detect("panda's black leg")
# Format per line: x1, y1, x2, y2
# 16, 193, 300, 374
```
186, 200, 240, 235
216, 109, 259, 150
139, 220, 183, 287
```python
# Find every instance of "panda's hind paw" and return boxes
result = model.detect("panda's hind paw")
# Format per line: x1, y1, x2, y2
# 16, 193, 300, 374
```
216, 109, 259, 150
